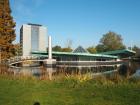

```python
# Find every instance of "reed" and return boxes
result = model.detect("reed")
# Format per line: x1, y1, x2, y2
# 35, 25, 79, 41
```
0, 73, 140, 105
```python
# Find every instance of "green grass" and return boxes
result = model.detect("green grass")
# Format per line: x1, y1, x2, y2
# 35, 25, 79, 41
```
0, 75, 140, 105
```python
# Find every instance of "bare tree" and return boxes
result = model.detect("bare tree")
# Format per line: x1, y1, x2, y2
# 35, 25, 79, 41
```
65, 39, 73, 48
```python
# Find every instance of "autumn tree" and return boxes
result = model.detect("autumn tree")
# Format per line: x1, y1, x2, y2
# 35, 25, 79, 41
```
132, 45, 140, 57
13, 43, 22, 56
96, 44, 107, 53
61, 39, 73, 52
52, 45, 73, 52
65, 39, 73, 48
0, 0, 16, 59
96, 31, 125, 52
52, 45, 62, 52
61, 47, 73, 52
87, 46, 97, 54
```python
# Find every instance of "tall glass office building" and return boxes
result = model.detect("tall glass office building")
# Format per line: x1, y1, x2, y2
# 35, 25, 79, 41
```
31, 25, 39, 51
20, 23, 47, 56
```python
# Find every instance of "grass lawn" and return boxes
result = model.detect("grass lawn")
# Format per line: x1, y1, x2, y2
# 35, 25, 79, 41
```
0, 75, 140, 105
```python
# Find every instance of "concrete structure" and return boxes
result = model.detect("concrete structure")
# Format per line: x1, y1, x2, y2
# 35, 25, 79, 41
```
20, 23, 47, 56
48, 36, 52, 59
31, 46, 135, 69
44, 36, 56, 68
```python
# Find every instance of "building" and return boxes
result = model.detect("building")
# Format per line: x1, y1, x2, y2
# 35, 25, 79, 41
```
18, 23, 136, 72
20, 23, 47, 56
32, 46, 119, 69
9, 24, 136, 73
30, 46, 135, 74
99, 49, 136, 58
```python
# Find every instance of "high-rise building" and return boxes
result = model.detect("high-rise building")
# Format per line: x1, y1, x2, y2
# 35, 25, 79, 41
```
20, 23, 47, 56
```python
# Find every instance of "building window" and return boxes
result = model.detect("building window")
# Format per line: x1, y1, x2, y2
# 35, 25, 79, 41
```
31, 26, 39, 51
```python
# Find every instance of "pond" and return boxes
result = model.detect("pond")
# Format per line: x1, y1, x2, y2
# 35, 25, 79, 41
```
7, 61, 140, 78
131, 69, 140, 78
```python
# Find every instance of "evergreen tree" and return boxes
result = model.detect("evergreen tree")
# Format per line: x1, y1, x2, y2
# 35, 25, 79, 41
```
0, 0, 16, 59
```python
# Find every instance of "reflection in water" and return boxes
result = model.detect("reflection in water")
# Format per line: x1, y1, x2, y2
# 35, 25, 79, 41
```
129, 61, 140, 78
132, 70, 140, 78
9, 66, 118, 78
9, 67, 42, 76
47, 68, 53, 80
8, 61, 140, 78
9, 66, 56, 80
129, 61, 140, 74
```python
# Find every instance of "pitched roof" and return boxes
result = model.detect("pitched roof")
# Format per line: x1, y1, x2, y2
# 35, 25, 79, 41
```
72, 46, 89, 53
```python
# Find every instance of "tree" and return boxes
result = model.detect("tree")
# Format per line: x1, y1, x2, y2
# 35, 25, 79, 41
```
96, 44, 107, 52
87, 46, 97, 54
52, 45, 62, 52
13, 43, 22, 56
96, 31, 125, 52
61, 47, 73, 52
52, 45, 73, 52
132, 45, 140, 57
132, 45, 139, 51
65, 39, 73, 48
0, 0, 16, 59
57, 39, 73, 52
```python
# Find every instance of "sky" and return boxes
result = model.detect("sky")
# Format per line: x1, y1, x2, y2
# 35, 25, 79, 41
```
10, 0, 140, 48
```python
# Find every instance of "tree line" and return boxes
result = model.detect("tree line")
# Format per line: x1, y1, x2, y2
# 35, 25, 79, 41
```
0, 0, 16, 60
0, 0, 140, 60
52, 31, 140, 58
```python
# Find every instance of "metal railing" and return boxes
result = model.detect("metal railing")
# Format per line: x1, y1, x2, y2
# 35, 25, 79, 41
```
8, 56, 46, 65
8, 56, 128, 68
56, 60, 127, 67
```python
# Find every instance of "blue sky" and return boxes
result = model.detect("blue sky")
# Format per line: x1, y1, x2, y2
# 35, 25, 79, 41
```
10, 0, 140, 48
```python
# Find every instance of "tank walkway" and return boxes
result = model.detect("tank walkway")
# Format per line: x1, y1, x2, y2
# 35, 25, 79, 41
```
7, 56, 128, 68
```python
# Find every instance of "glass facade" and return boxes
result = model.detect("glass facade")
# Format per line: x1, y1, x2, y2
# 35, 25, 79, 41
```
31, 26, 39, 51
20, 27, 23, 55
73, 46, 89, 53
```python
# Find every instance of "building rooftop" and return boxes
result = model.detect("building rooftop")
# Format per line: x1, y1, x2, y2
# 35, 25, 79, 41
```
27, 23, 42, 26
72, 46, 89, 53
31, 51, 118, 59
99, 49, 136, 58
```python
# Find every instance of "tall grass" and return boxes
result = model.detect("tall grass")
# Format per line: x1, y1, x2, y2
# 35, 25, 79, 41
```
0, 64, 140, 86
0, 69, 140, 105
